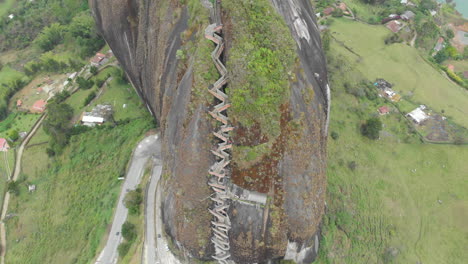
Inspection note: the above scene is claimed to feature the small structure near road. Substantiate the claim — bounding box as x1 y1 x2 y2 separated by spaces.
386 20 402 33
31 99 47 113
28 185 36 193
374 79 401 102
81 104 113 127
0 138 10 152
407 106 429 124
90 53 107 66
378 106 390 115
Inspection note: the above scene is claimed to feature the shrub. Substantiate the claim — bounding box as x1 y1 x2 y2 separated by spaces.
90 66 98 75
117 242 131 257
331 131 339 140
7 181 20 196
76 76 94 90
35 23 65 51
83 91 97 106
348 161 357 171
124 188 143 215
121 221 137 241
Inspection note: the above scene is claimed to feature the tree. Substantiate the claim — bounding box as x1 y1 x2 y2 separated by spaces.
434 48 449 64
361 117 382 139
124 188 143 215
331 131 339 140
90 66 98 75
121 221 137 241
76 76 94 90
7 181 19 196
35 23 65 51
8 129 19 142
446 29 455 40
43 102 74 152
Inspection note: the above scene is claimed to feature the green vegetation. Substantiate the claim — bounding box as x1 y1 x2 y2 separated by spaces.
0 0 89 51
0 66 28 119
5 119 153 264
361 117 383 139
124 188 143 215
329 18 468 128
316 17 468 264
224 0 296 139
42 102 74 155
0 0 14 17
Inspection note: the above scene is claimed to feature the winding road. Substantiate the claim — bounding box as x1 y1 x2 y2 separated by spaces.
95 134 160 264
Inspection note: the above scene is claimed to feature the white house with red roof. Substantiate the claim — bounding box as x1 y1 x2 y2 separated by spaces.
0 138 10 152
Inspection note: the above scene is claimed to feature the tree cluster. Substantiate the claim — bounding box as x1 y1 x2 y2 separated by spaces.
43 102 74 155
361 117 382 140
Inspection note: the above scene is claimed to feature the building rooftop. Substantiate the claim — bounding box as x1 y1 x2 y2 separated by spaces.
407 107 429 124
82 104 113 125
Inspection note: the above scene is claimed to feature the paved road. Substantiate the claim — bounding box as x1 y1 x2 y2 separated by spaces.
95 134 160 264
0 113 46 264
143 159 161 264
143 140 181 264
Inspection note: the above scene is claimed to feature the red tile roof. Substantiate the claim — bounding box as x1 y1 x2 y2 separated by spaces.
32 99 47 112
17 100 22 107
0 138 9 151
386 20 401 33
447 64 455 71
323 7 335 16
378 106 390 114
90 53 106 64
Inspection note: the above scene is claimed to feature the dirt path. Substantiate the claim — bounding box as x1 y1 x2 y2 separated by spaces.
0 113 46 264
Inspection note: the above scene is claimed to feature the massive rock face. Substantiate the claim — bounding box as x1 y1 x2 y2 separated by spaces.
89 0 328 263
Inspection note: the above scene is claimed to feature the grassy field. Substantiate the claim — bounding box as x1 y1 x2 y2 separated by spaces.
0 66 24 86
4 69 154 263
329 19 468 128
316 22 468 264
0 0 15 18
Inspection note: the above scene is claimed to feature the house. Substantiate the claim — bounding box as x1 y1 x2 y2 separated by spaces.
28 185 36 192
378 106 390 115
32 99 47 113
8 14 14 20
323 7 335 16
386 20 402 33
68 72 78 80
463 71 468 79
37 87 43 93
434 37 445 52
447 64 455 72
401 10 415 21
400 0 407 4
338 3 347 12
0 138 10 152
390 94 401 102
17 100 22 107
430 10 437 16
81 104 113 127
407 106 429 124
90 52 107 66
